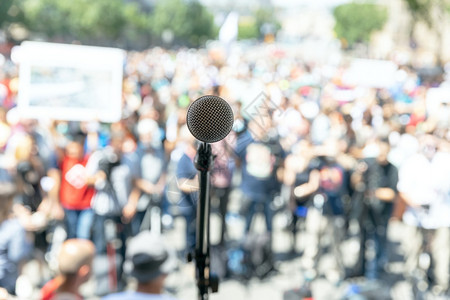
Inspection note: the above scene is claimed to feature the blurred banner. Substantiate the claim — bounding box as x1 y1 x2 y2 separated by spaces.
17 41 125 122
219 12 238 45
342 59 397 89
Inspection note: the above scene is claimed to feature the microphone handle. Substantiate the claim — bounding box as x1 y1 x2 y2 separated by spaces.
194 142 214 300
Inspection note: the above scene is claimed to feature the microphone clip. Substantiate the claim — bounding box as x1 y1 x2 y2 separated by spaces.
194 142 213 172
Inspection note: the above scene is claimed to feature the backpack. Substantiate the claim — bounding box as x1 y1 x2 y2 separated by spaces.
209 244 229 280
242 232 275 279
225 240 251 280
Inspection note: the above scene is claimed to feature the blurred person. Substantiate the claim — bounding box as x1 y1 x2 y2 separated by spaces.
210 134 235 246
102 231 177 300
387 129 419 170
235 113 285 237
11 133 66 290
283 140 320 253
12 120 59 175
398 134 450 294
41 239 95 300
12 134 51 255
300 139 347 282
80 121 109 154
0 180 32 295
89 128 140 290
313 140 347 216
14 134 44 215
310 105 332 146
164 102 188 156
175 125 199 256
59 132 95 240
133 118 166 235
355 109 376 150
0 107 11 152
350 139 398 280
90 128 140 249
7 119 62 220
342 112 357 151
275 95 308 150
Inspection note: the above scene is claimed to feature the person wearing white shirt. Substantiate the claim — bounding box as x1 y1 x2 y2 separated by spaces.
397 134 450 294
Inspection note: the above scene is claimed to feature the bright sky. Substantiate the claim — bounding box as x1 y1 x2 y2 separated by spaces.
270 0 351 8
200 0 351 9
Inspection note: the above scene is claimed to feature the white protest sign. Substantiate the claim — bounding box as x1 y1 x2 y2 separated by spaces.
18 41 125 122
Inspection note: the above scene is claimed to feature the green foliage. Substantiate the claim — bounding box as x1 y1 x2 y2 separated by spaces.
238 17 259 40
237 8 281 41
21 0 76 39
403 0 433 26
0 0 16 28
17 0 147 45
152 0 216 47
254 8 281 37
333 2 388 48
403 0 450 29
1 0 216 49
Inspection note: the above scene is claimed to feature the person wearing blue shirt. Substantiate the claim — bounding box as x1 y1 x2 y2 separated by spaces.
0 180 32 295
175 126 199 255
133 118 167 235
235 116 285 235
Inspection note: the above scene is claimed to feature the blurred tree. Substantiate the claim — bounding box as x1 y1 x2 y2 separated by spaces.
333 2 388 49
237 8 281 41
404 0 433 28
2 0 216 49
18 0 150 47
0 0 15 28
0 0 26 40
152 0 216 47
20 0 76 40
238 16 259 40
254 8 281 39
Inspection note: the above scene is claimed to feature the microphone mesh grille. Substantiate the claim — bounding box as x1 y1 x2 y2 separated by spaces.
187 95 234 143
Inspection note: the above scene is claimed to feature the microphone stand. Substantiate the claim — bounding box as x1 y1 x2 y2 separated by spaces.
193 142 219 300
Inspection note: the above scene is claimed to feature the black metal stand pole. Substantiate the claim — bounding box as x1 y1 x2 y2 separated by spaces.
194 142 218 300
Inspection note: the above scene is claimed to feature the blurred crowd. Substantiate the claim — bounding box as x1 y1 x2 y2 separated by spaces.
0 43 449 299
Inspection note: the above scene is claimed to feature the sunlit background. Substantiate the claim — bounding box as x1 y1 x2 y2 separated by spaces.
0 1 449 300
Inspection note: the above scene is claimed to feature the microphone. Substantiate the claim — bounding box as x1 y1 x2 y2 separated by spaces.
186 95 233 300
187 95 234 143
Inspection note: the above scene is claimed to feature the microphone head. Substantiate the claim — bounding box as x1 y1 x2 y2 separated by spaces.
187 95 234 143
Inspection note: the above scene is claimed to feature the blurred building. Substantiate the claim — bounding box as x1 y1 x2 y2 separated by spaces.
373 0 450 65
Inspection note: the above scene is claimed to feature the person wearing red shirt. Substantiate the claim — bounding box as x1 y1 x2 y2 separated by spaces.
59 133 95 240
